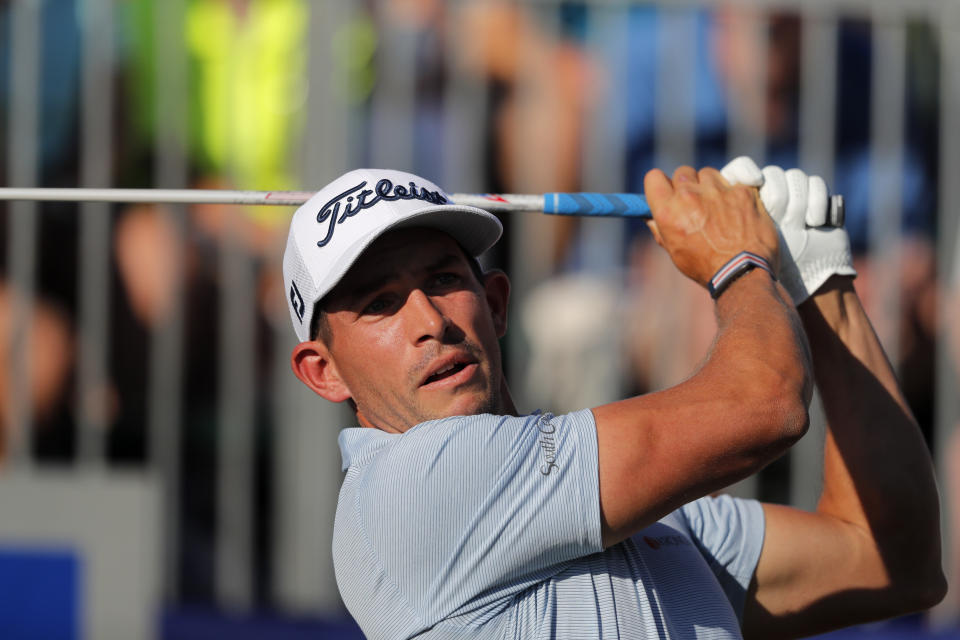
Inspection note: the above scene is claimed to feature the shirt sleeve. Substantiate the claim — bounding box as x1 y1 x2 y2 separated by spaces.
355 410 603 619
679 494 766 623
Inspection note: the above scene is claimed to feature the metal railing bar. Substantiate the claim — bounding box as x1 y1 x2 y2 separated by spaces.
214 23 256 611
149 0 189 601
721 6 769 500
724 6 768 163
507 3 563 401
798 7 838 181
272 1 356 612
933 4 960 624
4 0 42 470
791 7 839 510
579 3 630 404
581 0 629 270
215 218 256 610
370 2 417 171
654 6 698 171
867 7 906 365
76 0 115 469
442 4 488 193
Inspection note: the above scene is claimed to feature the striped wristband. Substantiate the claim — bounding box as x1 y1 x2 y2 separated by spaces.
708 251 775 299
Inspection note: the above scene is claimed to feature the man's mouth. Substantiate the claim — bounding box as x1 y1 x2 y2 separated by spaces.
420 356 477 388
424 361 468 384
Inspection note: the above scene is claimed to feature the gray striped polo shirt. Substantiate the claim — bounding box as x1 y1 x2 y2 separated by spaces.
333 410 764 639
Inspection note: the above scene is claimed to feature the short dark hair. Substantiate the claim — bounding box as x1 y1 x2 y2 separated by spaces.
309 246 485 343
310 303 333 343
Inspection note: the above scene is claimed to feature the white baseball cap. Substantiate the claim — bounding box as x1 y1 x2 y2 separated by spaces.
283 168 503 342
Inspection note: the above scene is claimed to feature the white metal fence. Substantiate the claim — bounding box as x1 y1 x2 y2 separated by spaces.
0 0 957 633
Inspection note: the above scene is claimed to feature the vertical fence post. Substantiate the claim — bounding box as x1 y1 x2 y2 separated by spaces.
442 4 488 194
270 0 351 615
370 1 417 171
215 198 256 610
76 0 115 470
578 3 629 407
654 6 697 172
150 0 189 602
5 0 42 470
213 16 257 607
724 5 768 163
867 5 906 365
798 7 837 181
507 3 563 404
791 6 840 511
581 2 629 280
934 1 960 626
715 5 767 499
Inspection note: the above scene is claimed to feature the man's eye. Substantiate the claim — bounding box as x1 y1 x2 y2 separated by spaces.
362 298 391 314
431 273 460 287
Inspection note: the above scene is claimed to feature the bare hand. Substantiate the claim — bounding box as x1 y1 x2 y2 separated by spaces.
643 166 780 288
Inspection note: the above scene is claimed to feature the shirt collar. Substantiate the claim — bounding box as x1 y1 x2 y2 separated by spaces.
337 427 397 471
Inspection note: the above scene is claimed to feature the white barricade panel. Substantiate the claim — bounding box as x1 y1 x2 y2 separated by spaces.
0 472 161 640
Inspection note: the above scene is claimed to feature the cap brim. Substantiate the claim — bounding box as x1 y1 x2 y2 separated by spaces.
317 204 503 302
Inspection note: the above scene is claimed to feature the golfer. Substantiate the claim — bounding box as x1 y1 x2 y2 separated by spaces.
281 158 944 639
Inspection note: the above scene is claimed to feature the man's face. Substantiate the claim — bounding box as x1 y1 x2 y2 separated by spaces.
317 228 510 433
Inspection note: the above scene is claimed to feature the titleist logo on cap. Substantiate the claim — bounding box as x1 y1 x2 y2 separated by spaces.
315 178 448 248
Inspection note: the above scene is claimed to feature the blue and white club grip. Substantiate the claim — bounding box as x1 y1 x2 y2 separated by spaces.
543 192 844 227
544 192 651 218
451 191 843 227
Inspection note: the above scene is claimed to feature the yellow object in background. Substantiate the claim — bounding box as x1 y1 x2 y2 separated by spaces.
186 0 308 226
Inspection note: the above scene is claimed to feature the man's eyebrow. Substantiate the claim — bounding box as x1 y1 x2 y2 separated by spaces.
347 252 465 302
423 252 465 273
347 273 394 303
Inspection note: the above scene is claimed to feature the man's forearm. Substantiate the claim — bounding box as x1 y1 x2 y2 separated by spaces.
596 268 812 547
713 269 812 404
799 276 944 600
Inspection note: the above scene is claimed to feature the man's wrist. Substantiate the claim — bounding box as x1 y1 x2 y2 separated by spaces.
712 267 793 336
799 274 856 308
708 251 776 299
797 275 861 343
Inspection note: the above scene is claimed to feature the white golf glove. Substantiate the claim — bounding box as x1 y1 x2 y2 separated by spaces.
721 156 856 305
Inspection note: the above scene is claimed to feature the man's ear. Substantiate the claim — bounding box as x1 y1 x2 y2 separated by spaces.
482 269 511 338
291 341 353 403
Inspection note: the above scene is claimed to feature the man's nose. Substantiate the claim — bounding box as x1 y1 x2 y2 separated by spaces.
404 289 448 344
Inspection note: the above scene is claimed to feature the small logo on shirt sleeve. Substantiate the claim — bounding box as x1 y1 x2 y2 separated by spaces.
536 413 560 476
644 534 692 550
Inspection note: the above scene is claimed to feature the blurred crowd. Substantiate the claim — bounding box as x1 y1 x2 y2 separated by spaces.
0 0 956 618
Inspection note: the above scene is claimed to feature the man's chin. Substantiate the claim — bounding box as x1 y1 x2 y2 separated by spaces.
423 390 500 420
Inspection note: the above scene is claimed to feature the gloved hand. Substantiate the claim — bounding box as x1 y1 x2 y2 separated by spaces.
720 156 856 305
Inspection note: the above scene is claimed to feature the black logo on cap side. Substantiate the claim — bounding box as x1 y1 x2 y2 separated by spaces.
290 281 306 323
315 179 447 248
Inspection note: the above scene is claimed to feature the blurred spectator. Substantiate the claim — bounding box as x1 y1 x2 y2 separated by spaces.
945 232 960 609
0 0 83 461
125 0 308 195
623 7 936 250
0 0 82 185
117 0 311 602
0 0 949 626
0 0 308 604
520 274 624 414
458 1 598 197
625 238 716 394
623 6 940 452
457 0 600 268
0 285 74 463
112 190 287 602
